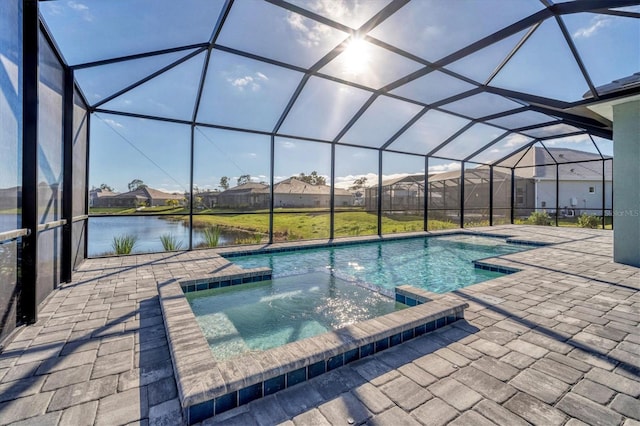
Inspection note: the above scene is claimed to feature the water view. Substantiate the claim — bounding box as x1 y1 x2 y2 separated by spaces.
88 216 254 256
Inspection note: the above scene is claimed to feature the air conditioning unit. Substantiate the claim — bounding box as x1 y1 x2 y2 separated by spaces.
570 197 578 206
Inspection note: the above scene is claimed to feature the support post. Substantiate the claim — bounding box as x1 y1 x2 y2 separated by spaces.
269 135 275 243
330 144 335 240
460 161 465 228
22 0 39 324
510 168 515 224
602 159 606 229
84 113 90 258
62 67 74 282
489 165 494 227
424 157 428 231
189 125 195 250
555 164 559 227
377 151 383 236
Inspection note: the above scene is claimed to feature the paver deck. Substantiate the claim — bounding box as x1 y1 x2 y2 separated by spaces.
0 225 638 425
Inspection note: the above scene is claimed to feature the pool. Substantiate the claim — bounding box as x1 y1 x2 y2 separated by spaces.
187 272 406 360
226 234 529 294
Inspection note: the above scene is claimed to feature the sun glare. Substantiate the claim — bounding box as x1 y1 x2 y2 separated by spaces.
342 37 371 75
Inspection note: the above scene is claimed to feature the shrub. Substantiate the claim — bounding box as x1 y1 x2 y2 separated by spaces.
577 213 600 229
527 211 552 226
202 226 222 247
112 234 137 255
160 233 183 251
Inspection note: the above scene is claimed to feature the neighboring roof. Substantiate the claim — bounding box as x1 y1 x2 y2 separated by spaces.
380 174 424 187
91 189 118 197
220 182 269 195
110 187 184 200
584 72 640 98
271 178 351 196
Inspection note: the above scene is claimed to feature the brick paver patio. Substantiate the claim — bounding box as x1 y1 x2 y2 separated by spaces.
0 225 638 425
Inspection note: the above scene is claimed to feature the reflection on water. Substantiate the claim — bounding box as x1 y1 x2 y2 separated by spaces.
88 216 253 256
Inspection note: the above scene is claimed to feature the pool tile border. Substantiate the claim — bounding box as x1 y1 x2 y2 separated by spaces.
218 230 548 260
472 260 521 275
158 278 468 424
179 267 272 293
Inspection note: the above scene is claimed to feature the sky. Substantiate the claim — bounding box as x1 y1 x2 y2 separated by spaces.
1 0 634 192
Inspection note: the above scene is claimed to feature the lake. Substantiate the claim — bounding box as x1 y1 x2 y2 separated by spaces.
0 213 20 234
1 214 255 256
88 216 254 256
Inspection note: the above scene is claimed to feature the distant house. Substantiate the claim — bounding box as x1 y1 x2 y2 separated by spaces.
89 188 118 207
212 178 354 209
513 147 612 216
91 187 184 208
198 190 220 209
217 182 269 209
272 178 353 208
365 174 425 211
365 147 612 218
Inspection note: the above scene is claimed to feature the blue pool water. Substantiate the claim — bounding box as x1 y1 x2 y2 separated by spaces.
187 272 405 360
227 234 529 294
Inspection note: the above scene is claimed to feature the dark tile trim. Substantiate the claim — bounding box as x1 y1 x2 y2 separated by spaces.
472 260 520 275
180 270 272 293
184 306 466 423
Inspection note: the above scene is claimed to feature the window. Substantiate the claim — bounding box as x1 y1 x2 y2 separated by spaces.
516 187 525 205
541 201 546 208
589 186 596 194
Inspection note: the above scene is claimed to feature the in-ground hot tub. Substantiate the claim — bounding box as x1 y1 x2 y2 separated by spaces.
187 271 407 361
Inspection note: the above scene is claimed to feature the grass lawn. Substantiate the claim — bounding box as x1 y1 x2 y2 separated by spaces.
185 210 460 241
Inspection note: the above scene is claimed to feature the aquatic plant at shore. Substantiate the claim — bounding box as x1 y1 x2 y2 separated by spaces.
160 233 183 251
112 234 138 255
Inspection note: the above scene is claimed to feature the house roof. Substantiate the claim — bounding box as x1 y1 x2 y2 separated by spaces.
91 189 119 198
220 182 269 195
111 187 184 200
271 178 351 196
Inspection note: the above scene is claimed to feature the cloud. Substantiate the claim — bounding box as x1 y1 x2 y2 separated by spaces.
67 1 94 21
334 172 378 189
157 184 186 193
103 118 124 129
228 72 269 92
67 1 89 11
544 134 591 146
43 3 63 15
428 162 461 173
280 141 296 149
504 133 530 148
573 15 611 39
286 11 334 48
